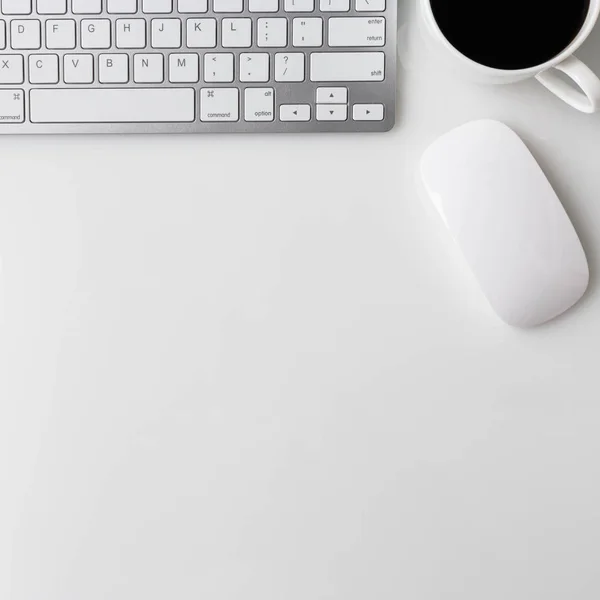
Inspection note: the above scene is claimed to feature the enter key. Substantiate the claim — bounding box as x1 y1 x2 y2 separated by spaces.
328 17 386 47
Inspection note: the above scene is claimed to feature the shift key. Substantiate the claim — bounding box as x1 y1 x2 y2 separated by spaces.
310 52 384 82
0 89 24 124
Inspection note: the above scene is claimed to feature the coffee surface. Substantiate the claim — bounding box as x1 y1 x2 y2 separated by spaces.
430 0 591 70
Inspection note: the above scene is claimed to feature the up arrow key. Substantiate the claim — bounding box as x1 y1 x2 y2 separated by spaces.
316 87 348 104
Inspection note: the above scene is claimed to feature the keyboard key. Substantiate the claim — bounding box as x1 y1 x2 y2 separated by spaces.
116 19 146 48
320 0 349 11
72 0 101 13
0 54 24 83
151 18 181 48
221 18 251 47
63 53 94 83
99 53 128 82
37 0 67 14
292 17 321 47
108 0 137 13
11 19 41 49
169 52 199 82
29 53 59 83
81 19 111 48
355 0 384 10
310 52 384 81
244 87 273 121
0 88 24 122
284 0 312 12
143 0 172 13
46 19 75 48
213 0 242 12
178 0 207 11
186 18 216 47
248 0 277 11
352 102 383 120
199 87 238 121
279 103 310 121
239 52 268 82
328 17 385 47
316 86 346 103
1 0 31 14
134 53 163 82
203 52 233 82
0 21 5 49
257 17 286 47
274 52 303 82
316 104 346 121
30 88 195 122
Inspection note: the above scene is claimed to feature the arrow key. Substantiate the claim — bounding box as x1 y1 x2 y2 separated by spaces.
316 86 347 104
316 103 347 121
352 103 384 121
280 103 311 122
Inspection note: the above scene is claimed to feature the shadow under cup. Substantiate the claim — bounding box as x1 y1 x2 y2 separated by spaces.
429 0 591 70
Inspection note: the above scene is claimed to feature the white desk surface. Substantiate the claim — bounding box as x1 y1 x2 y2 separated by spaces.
3 3 600 599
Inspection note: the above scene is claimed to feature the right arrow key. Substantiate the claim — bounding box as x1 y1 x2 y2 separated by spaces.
352 103 384 121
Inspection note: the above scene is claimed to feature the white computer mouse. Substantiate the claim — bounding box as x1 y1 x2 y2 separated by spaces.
420 120 589 328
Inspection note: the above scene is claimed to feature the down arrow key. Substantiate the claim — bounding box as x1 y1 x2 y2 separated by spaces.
316 104 347 121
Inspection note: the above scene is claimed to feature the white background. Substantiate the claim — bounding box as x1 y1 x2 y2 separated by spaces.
3 2 600 599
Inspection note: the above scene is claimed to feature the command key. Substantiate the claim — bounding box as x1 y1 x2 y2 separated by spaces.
0 90 25 124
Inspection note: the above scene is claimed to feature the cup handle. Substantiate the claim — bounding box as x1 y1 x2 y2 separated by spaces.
536 55 600 114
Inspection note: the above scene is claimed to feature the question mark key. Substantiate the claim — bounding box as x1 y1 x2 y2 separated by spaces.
275 52 306 82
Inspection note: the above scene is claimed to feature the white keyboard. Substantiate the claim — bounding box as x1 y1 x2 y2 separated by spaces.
0 0 396 134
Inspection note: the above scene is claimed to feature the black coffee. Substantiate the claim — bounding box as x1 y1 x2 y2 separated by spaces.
430 0 590 70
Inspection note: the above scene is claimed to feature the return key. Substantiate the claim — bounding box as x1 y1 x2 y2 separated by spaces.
328 17 386 47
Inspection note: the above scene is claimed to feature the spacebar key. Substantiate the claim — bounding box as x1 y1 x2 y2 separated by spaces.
30 88 195 123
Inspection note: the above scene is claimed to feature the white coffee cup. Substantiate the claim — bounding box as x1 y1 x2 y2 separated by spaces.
419 0 600 113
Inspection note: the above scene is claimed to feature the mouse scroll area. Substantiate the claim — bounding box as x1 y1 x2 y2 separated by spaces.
421 120 589 328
